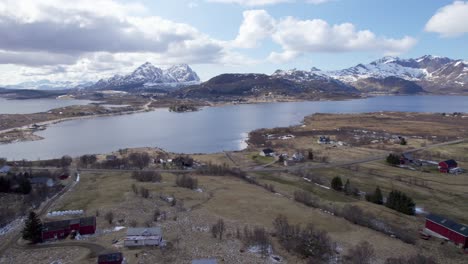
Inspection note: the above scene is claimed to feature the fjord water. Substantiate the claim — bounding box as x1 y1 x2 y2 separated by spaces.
1 95 468 160
0 98 93 114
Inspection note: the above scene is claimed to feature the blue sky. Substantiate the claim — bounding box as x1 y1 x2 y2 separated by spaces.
0 0 466 83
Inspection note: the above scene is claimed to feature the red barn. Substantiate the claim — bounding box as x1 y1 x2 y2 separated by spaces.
98 252 123 264
438 159 458 173
425 214 468 248
42 216 96 241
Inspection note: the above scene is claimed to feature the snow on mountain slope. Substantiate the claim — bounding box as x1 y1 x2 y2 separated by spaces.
91 62 200 90
4 80 93 90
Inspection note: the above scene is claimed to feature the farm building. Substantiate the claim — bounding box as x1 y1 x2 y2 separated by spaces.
259 148 275 157
41 216 96 241
97 252 124 264
192 259 218 264
124 227 163 247
438 159 458 173
425 214 468 248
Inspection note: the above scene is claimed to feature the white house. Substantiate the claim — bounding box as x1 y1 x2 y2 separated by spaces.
124 227 162 247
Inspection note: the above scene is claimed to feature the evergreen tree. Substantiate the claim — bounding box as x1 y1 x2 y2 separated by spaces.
0 176 11 193
22 211 43 243
386 190 415 215
386 154 401 165
331 176 343 191
18 178 31 194
372 187 383 205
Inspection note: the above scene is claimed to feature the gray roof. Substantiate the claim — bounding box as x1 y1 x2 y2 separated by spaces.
0 165 11 173
29 177 53 184
192 259 217 264
426 214 468 237
126 227 162 236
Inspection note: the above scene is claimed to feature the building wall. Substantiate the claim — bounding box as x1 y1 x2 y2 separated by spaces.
426 221 467 246
79 225 96 235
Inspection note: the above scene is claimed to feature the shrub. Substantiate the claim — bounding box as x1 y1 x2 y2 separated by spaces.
294 191 319 208
386 154 401 165
331 176 343 191
104 211 114 224
365 186 383 205
386 190 415 215
211 219 226 241
175 175 198 190
132 171 162 182
344 241 375 264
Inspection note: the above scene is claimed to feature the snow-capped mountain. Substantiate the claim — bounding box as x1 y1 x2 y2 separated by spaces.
325 55 467 93
271 55 466 94
90 62 200 90
3 79 93 90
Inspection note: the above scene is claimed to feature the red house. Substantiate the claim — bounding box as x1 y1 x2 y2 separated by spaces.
42 216 96 241
438 159 458 173
425 214 468 248
98 252 123 264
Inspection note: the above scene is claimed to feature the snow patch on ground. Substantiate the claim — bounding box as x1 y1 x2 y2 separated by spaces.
76 173 80 182
315 183 331 190
0 217 24 236
415 207 427 215
47 210 83 217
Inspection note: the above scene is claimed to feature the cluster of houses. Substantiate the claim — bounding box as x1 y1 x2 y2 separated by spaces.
258 148 305 166
424 214 468 251
400 154 464 175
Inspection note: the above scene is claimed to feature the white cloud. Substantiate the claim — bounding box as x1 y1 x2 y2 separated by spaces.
425 1 468 37
0 0 253 84
207 0 334 5
207 0 293 6
232 10 276 48
306 0 332 4
268 16 416 62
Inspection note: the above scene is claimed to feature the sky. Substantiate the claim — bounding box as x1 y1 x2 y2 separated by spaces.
0 0 467 84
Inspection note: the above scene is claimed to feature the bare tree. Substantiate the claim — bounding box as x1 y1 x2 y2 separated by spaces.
211 219 226 241
104 211 114 224
344 241 375 264
129 152 151 169
60 155 73 168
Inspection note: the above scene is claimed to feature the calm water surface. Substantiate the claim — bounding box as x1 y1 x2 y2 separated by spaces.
1 95 467 160
0 98 92 114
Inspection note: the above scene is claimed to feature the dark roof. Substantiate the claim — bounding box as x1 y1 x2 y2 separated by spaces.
98 252 123 262
262 148 274 154
30 177 52 184
42 216 96 232
43 219 71 232
426 214 468 237
80 216 96 226
441 159 458 167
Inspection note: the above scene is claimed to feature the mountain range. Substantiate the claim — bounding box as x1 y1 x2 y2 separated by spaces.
89 63 200 90
1 55 466 96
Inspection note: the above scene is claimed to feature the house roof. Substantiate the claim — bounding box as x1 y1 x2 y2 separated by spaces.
426 214 468 237
126 227 162 237
42 216 95 232
98 252 123 262
262 148 274 154
29 177 52 184
192 259 218 264
43 219 71 232
441 159 458 167
0 165 11 173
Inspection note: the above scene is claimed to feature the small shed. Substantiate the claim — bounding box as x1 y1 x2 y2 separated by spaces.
98 252 123 264
438 159 458 173
192 259 218 264
259 148 275 157
425 214 468 248
124 227 163 247
0 165 11 174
